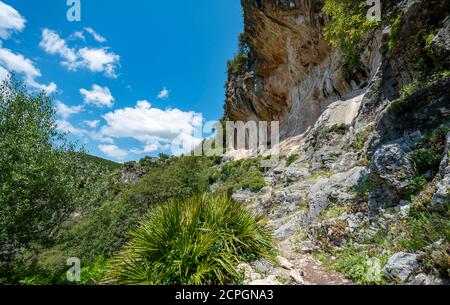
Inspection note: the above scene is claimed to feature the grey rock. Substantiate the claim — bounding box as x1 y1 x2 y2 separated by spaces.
383 252 420 283
289 269 305 284
296 240 316 253
231 190 254 204
431 132 450 207
249 275 281 285
277 256 293 270
432 16 450 66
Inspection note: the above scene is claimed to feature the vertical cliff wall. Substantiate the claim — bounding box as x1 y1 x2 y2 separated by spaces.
224 0 380 139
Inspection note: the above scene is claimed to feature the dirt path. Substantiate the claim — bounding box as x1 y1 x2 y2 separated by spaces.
276 239 351 285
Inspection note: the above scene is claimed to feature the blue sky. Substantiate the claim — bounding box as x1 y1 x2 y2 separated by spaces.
0 0 243 161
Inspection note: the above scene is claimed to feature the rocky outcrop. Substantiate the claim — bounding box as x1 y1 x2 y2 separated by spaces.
223 0 450 286
225 0 380 139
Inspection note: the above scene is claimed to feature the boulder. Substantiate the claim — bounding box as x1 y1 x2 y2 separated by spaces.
383 252 420 283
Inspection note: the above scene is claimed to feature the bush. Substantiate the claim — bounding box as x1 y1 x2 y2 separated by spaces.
388 14 404 51
315 245 390 285
409 148 442 175
399 211 450 252
286 154 300 167
227 33 250 76
0 77 82 281
322 0 380 75
63 156 215 263
107 194 274 285
213 158 266 194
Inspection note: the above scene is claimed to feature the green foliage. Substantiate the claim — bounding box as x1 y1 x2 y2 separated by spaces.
107 193 274 285
79 256 108 285
352 125 374 152
350 179 373 202
286 154 300 167
319 124 350 139
415 28 445 77
64 156 215 263
322 0 380 75
388 14 404 51
315 245 390 285
0 77 83 280
409 149 442 175
227 33 250 76
388 81 423 114
398 211 450 252
212 158 266 194
408 176 428 195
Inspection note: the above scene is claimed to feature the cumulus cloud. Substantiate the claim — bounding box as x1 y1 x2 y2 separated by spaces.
56 119 87 137
157 87 170 99
39 29 120 78
0 47 57 94
40 29 77 62
0 1 26 40
0 65 10 82
84 120 100 128
80 84 115 108
101 100 203 155
84 27 107 43
56 117 114 145
98 144 128 160
76 47 119 78
56 101 83 120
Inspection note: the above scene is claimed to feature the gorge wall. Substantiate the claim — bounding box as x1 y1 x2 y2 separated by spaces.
224 0 380 139
223 0 450 285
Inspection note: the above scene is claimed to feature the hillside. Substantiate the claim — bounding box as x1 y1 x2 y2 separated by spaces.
1 0 449 286
221 0 450 285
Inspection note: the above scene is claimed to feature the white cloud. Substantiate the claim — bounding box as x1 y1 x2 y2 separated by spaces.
0 65 10 82
57 118 114 144
56 119 86 137
84 120 100 128
56 101 83 120
40 29 77 62
130 144 158 155
69 30 85 41
84 27 107 43
39 29 120 78
101 100 203 155
0 1 26 40
76 47 119 78
157 87 170 99
0 47 57 94
80 84 115 108
98 144 128 160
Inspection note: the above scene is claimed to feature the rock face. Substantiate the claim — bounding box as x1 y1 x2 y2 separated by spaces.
223 0 450 286
383 252 420 283
224 0 380 139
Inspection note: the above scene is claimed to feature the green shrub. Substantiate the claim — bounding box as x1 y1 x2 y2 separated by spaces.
79 256 108 285
409 148 442 175
62 156 215 263
399 211 450 252
227 33 250 76
107 193 274 285
352 125 374 151
388 81 423 114
213 158 266 194
388 14 404 51
408 176 428 195
322 0 380 75
286 154 300 167
316 246 390 285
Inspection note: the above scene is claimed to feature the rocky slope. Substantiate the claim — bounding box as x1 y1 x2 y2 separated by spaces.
222 0 450 285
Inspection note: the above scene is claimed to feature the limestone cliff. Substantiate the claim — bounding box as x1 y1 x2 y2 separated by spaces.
222 0 450 285
225 0 380 139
